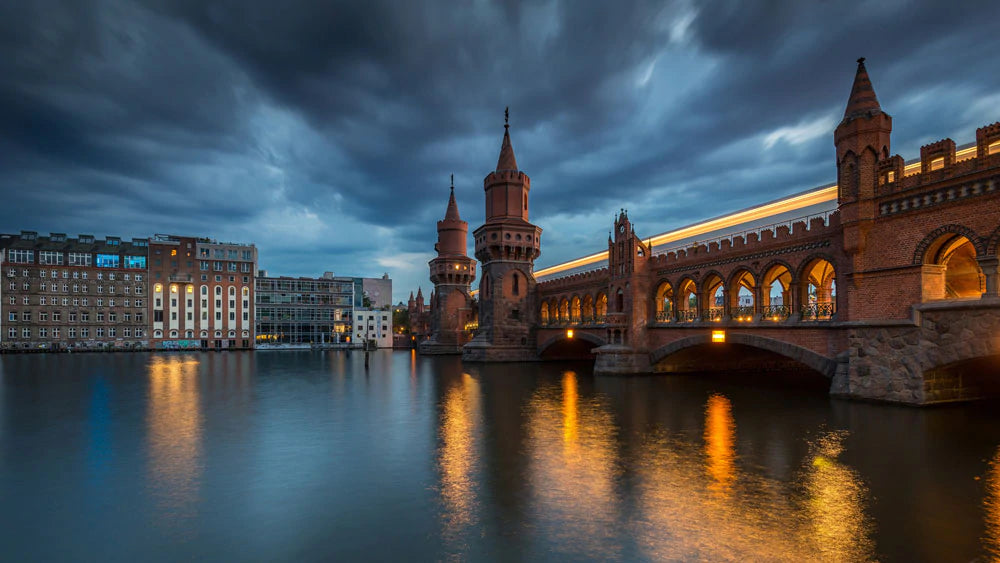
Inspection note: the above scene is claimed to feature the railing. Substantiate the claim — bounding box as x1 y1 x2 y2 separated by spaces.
655 311 673 323
801 302 836 321
762 305 791 321
705 307 724 322
168 274 193 282
731 306 754 321
676 309 698 322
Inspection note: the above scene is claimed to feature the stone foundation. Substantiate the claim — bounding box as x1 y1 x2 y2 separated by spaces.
593 345 652 375
462 340 539 362
418 339 465 355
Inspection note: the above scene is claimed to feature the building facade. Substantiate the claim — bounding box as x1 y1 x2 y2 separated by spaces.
255 272 355 345
352 308 393 348
420 180 477 354
147 235 257 350
362 274 393 309
0 231 149 351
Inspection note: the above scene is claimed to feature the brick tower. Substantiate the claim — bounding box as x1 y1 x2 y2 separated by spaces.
463 109 543 362
835 57 892 321
420 177 477 354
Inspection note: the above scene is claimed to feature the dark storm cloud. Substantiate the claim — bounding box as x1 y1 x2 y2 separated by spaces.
1 0 999 298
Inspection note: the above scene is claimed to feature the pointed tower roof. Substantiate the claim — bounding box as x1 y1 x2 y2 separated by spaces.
444 175 461 221
408 291 414 303
496 107 518 171
416 287 424 299
843 57 883 121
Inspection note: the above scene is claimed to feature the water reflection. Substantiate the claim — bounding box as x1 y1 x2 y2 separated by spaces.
146 355 203 528
527 371 621 560
986 447 1000 560
634 394 876 561
704 394 736 496
437 372 482 547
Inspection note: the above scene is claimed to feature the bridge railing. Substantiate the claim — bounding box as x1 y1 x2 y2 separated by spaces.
731 306 754 321
655 311 673 323
651 210 836 258
676 310 698 322
705 307 724 322
801 302 836 321
762 305 791 321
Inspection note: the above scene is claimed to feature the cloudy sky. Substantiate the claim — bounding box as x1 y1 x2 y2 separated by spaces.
2 0 999 302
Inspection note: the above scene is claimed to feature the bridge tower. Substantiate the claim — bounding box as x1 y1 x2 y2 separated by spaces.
593 210 653 375
463 109 543 362
835 57 892 320
420 178 477 354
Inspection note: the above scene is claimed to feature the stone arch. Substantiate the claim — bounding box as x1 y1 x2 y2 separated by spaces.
581 294 594 322
675 276 698 321
570 295 582 323
915 226 985 299
700 270 726 320
761 259 795 319
539 302 550 324
595 292 608 318
913 225 986 264
559 297 570 322
537 330 607 355
797 253 838 320
654 279 674 320
649 333 837 378
727 268 757 321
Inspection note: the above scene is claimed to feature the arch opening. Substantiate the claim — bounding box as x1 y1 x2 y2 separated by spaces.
924 354 1000 402
677 279 698 322
538 332 603 361
730 270 756 322
582 294 594 323
570 296 581 324
651 339 831 390
923 234 983 300
702 274 724 322
801 259 836 321
540 302 550 325
655 281 674 323
559 298 569 323
762 264 792 321
596 293 608 321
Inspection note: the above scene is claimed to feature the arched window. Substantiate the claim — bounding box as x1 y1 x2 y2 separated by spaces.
616 288 624 312
201 285 208 296
215 286 222 296
512 273 519 296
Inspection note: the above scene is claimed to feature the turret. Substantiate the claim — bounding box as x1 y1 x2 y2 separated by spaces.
835 57 892 205
483 107 532 222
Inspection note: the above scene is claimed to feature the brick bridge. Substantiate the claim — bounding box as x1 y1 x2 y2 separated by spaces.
524 61 1000 405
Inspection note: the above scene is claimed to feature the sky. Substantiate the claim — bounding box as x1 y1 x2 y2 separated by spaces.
2 1 999 303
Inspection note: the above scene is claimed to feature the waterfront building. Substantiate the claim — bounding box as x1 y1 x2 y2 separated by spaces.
255 271 355 345
419 178 477 354
352 308 393 348
147 234 257 350
362 274 393 309
407 287 431 344
0 231 149 351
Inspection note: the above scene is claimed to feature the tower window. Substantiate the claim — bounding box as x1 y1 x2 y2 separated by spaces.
524 194 527 211
512 273 519 296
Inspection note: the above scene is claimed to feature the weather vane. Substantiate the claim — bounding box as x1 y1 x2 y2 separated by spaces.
505 106 509 126
450 174 454 189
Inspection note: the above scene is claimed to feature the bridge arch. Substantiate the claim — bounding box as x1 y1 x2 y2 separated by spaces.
985 224 1000 257
582 294 594 322
538 331 607 356
654 279 674 319
649 333 837 378
797 253 838 320
761 260 795 318
676 277 698 321
558 297 570 322
727 268 757 321
595 292 608 317
700 270 726 321
570 295 582 323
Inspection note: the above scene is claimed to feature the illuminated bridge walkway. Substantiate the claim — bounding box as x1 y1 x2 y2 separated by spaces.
528 124 1000 406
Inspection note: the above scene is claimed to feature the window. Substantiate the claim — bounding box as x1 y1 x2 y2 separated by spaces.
82 272 87 279
228 262 237 272
97 299 103 307
124 328 131 338
123 256 146 269
171 312 177 320
7 311 15 321
200 261 209 271
929 157 944 171
214 261 223 271
109 299 115 307
22 282 29 291
68 253 91 266
62 271 68 278
73 284 79 292
81 328 89 338
53 311 61 321
97 312 104 322
171 299 177 307
40 270 48 278
39 328 48 338
73 271 78 279
136 313 143 323
216 312 222 321
155 298 162 308
108 328 116 337
229 312 235 321
135 328 143 338
97 272 103 280
215 276 222 282
135 274 142 282
39 251 63 265
109 313 117 322
39 312 48 321
96 254 120 268
22 296 29 305
8 282 13 291
69 312 77 322
124 286 130 294
108 272 115 281
124 299 131 307
9 250 34 263
97 285 103 294
73 298 79 306
40 296 46 305
68 328 76 338
81 312 90 322
187 312 193 321
62 298 68 306
8 327 15 338
40 282 47 291
242 250 252 260
124 313 131 322
135 299 143 308
96 328 104 338
21 269 28 276
22 328 30 338
81 298 88 306
53 328 60 339
243 312 249 321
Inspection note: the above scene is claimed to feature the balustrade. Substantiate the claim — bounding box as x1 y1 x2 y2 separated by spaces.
762 305 791 321
706 307 724 322
732 306 754 321
676 309 698 322
801 301 835 321
655 311 673 323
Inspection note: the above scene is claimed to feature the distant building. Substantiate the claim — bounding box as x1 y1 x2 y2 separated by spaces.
0 231 149 351
407 287 431 344
147 234 257 350
362 274 393 309
352 308 393 348
255 271 355 345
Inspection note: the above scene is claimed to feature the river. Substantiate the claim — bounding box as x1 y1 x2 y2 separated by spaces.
0 351 997 561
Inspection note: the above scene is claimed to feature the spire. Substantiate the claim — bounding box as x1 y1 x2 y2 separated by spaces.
408 291 414 304
843 57 883 121
416 287 424 300
445 175 461 221
496 106 518 171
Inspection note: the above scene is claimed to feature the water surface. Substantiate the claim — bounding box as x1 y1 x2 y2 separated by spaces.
0 351 998 561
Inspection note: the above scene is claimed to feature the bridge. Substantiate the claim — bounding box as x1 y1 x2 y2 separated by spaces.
440 59 1000 405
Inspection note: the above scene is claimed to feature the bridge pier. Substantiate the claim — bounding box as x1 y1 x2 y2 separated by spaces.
593 344 652 375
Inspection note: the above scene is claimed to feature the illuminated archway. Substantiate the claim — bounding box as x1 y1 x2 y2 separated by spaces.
728 269 756 322
761 262 793 321
559 298 570 323
800 257 836 320
540 302 550 325
595 293 608 320
702 273 724 321
920 231 983 300
570 296 582 324
677 278 697 322
654 281 673 322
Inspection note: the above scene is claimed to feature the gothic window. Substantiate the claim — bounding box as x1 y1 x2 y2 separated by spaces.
512 273 519 296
